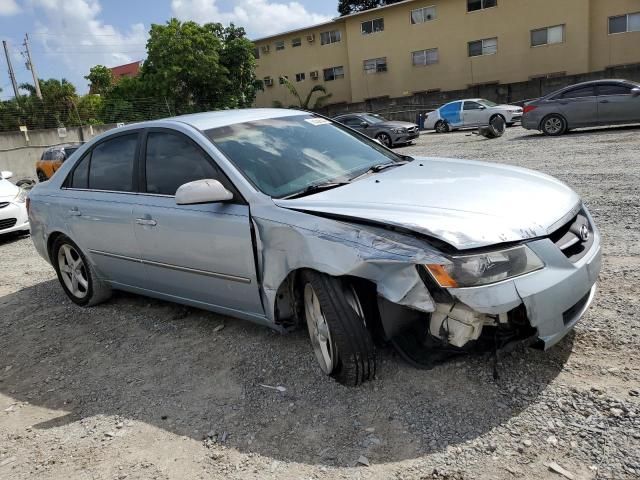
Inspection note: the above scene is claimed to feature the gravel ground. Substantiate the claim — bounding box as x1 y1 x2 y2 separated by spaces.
1 125 639 480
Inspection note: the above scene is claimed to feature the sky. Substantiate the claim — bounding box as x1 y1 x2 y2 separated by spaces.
0 0 337 98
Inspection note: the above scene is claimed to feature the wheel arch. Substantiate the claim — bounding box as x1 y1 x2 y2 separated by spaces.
47 231 68 263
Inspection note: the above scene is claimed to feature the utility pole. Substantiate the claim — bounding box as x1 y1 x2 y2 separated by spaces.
23 33 42 99
2 40 20 100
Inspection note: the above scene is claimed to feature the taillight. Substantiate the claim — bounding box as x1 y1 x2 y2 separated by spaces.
523 105 538 114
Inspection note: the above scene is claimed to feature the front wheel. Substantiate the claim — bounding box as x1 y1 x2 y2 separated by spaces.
435 120 450 134
375 132 392 147
541 114 567 136
52 236 112 307
301 271 376 386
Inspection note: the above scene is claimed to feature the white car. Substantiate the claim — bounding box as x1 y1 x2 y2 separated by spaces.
425 99 523 133
0 171 30 236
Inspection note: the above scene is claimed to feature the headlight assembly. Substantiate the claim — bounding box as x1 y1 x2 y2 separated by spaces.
14 188 28 204
425 245 544 288
391 128 407 134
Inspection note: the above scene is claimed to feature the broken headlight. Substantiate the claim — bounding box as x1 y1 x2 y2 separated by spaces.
425 245 544 288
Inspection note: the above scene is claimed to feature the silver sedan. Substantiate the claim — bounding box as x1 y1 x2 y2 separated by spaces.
28 109 601 385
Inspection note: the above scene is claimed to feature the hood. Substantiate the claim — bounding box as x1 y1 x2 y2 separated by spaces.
377 121 417 129
0 179 19 201
495 105 522 112
274 158 580 250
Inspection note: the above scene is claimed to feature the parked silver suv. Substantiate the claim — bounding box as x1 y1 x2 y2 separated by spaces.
333 112 419 147
522 79 640 135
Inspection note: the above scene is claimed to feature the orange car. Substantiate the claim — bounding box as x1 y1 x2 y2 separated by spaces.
36 144 82 182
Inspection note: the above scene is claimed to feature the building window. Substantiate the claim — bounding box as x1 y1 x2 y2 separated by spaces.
364 57 387 74
275 40 285 51
279 75 288 85
253 47 260 59
323 66 345 81
468 37 497 56
467 0 496 12
411 6 436 24
609 12 640 34
361 18 384 35
295 72 306 82
292 37 302 47
531 25 565 46
320 30 341 45
412 48 439 66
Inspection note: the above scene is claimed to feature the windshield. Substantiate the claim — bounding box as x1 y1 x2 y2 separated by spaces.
361 114 385 124
206 115 402 198
477 99 498 107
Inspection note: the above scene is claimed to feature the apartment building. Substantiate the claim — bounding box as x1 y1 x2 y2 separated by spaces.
252 0 640 108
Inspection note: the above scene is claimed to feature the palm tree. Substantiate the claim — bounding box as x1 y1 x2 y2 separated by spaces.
277 76 332 110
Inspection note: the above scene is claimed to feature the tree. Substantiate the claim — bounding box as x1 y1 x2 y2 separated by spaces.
280 77 332 110
17 78 79 129
141 18 259 113
85 65 113 96
338 0 404 16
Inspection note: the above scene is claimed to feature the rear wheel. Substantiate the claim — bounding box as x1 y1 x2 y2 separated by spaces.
52 236 111 307
301 271 376 386
375 132 392 147
37 170 48 183
435 120 450 133
541 114 567 136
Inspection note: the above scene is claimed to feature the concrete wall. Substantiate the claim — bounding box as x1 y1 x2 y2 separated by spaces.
253 0 640 108
0 124 119 181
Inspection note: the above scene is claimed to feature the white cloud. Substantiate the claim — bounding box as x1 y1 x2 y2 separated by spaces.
28 0 148 92
171 0 334 38
0 0 21 15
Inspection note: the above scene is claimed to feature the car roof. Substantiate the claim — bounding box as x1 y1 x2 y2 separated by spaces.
148 108 308 131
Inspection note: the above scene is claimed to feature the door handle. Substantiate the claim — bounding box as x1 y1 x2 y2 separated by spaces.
68 207 81 216
136 218 157 227
599 100 610 104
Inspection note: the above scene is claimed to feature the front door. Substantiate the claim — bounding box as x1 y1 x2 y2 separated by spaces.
132 129 263 317
597 83 640 124
462 101 489 126
62 131 146 287
556 85 598 128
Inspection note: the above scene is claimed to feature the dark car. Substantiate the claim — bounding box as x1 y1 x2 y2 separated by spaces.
333 112 419 147
522 79 640 136
36 143 82 182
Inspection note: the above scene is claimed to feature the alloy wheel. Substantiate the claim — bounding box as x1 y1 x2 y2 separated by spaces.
304 283 335 374
57 244 89 299
544 117 564 135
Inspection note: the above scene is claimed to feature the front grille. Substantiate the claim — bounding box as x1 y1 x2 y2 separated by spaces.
563 291 591 325
548 209 594 263
0 202 9 209
0 218 17 230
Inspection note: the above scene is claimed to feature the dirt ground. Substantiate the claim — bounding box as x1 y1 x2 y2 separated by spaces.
1 125 639 480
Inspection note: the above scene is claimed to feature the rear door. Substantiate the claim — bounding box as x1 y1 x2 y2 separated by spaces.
596 82 640 124
132 128 264 316
555 85 598 127
462 101 489 126
62 131 145 286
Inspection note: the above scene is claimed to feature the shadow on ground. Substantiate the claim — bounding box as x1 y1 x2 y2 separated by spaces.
509 124 640 141
0 280 573 466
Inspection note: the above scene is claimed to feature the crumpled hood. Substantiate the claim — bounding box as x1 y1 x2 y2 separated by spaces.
274 157 580 250
0 179 18 201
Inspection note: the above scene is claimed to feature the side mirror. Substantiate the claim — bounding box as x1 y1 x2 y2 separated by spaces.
360 122 369 128
478 106 486 110
175 179 233 205
0 170 13 180
632 87 640 97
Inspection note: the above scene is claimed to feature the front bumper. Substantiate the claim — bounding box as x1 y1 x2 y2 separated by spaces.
449 234 601 350
393 132 420 144
0 202 30 235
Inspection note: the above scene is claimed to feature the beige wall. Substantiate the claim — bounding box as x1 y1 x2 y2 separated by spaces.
253 0 640 107
589 0 640 71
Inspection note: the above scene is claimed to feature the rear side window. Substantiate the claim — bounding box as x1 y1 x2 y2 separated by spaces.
70 153 90 189
598 84 632 95
561 86 595 99
145 131 220 196
89 134 138 192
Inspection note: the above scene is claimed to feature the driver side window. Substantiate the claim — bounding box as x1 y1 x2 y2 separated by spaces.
144 131 221 196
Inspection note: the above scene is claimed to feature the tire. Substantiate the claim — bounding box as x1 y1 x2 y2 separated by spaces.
52 235 112 307
435 120 450 134
375 132 392 148
301 270 376 386
37 170 48 183
541 114 567 136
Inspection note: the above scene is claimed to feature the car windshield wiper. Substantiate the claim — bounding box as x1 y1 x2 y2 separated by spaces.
281 181 350 200
349 161 409 182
